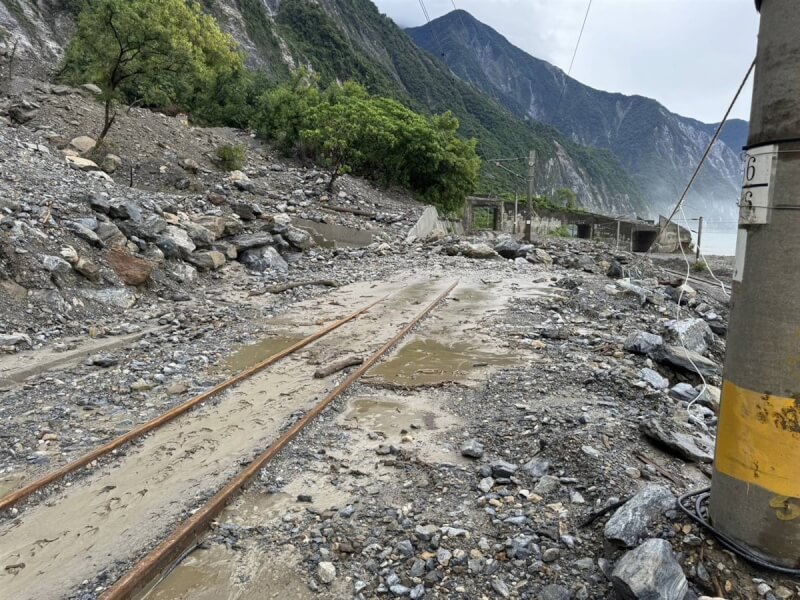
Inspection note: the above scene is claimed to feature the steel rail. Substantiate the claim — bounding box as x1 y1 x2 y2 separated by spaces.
100 280 459 600
0 295 386 513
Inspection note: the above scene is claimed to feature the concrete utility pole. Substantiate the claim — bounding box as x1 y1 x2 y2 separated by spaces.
708 0 800 566
695 216 703 262
525 150 536 241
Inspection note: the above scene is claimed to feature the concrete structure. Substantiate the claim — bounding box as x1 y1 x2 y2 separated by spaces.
462 196 692 253
708 0 800 566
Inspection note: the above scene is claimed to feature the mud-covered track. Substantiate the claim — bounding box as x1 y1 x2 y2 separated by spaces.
100 280 458 600
0 297 385 513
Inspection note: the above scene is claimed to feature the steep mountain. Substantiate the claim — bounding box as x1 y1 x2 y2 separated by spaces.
0 0 649 216
406 10 747 221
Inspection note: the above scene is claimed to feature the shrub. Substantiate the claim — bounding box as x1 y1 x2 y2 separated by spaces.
215 144 246 171
549 225 571 237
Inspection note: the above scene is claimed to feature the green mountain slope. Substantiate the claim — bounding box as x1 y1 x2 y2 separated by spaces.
0 0 648 215
407 10 746 221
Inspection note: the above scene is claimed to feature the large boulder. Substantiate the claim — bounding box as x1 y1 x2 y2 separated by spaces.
66 156 100 171
285 226 315 250
664 319 714 355
494 237 522 259
653 345 719 378
526 248 554 267
623 331 664 356
611 539 688 600
156 226 196 259
106 249 154 286
192 216 227 238
69 135 97 154
188 250 226 271
182 221 216 247
604 485 676 548
239 246 288 273
230 233 273 252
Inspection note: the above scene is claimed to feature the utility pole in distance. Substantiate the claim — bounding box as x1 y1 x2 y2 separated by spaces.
709 0 800 566
695 216 703 262
525 150 536 242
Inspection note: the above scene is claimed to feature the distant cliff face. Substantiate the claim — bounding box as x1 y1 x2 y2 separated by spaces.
1 0 651 217
407 10 748 222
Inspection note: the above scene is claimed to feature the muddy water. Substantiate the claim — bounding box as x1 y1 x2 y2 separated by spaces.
141 546 313 600
366 339 516 387
223 335 305 373
293 218 373 248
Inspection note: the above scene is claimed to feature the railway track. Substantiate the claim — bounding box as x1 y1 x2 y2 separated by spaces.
0 279 458 600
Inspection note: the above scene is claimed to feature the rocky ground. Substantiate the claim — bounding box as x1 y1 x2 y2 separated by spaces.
0 80 795 600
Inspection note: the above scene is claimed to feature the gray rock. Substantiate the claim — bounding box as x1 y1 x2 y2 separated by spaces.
539 584 571 600
639 418 714 463
317 561 336 584
664 318 713 355
611 539 688 600
478 477 495 493
624 331 664 356
460 242 500 260
410 584 425 599
183 221 216 247
395 540 414 558
639 368 669 390
494 237 522 259
461 438 484 459
108 201 143 222
414 524 438 541
230 233 273 252
188 251 226 271
669 383 698 403
101 154 122 174
527 248 554 267
76 288 137 308
436 548 452 566
80 83 103 95
159 226 196 259
0 333 32 348
285 226 314 250
41 254 73 274
533 475 561 495
239 246 288 273
491 579 511 598
65 221 102 246
521 458 550 477
490 460 518 478
654 345 719 378
604 485 676 548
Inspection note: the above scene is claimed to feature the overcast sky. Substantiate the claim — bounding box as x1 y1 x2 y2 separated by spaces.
373 0 759 123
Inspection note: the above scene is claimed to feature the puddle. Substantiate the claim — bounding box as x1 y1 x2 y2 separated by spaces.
339 394 467 466
223 335 304 373
294 218 373 248
344 397 438 434
0 473 26 498
365 339 518 387
141 545 313 600
219 476 351 528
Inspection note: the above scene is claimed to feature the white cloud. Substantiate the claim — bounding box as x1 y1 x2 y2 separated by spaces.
373 0 759 123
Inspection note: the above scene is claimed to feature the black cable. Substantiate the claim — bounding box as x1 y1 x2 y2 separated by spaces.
567 0 594 77
678 488 800 576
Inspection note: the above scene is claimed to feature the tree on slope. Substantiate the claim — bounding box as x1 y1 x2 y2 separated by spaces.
62 0 243 144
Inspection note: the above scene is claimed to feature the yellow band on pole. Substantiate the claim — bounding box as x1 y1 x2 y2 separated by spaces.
715 380 800 498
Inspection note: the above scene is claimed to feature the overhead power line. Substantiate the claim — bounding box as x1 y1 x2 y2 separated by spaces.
567 0 594 77
652 57 756 248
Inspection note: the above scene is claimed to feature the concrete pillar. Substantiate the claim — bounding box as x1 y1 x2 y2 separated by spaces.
708 0 800 566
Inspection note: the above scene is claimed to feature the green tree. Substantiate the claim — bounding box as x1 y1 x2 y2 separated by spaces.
253 70 321 155
62 0 243 144
556 187 578 210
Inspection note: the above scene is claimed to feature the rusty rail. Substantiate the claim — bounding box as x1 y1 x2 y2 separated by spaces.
100 280 458 600
0 296 386 513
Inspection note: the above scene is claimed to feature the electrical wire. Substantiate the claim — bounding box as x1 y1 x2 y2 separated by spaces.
567 0 594 77
678 488 800 577
652 58 756 250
